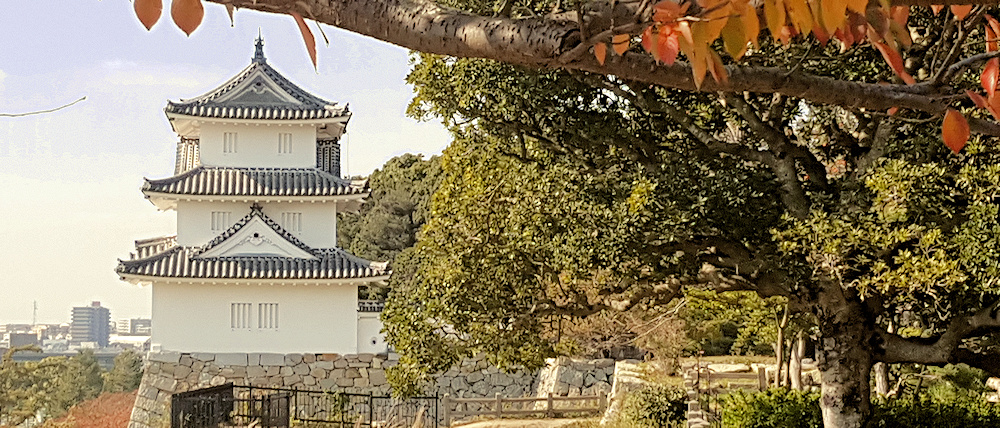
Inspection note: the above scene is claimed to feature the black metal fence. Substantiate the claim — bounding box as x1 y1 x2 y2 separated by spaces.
171 383 438 428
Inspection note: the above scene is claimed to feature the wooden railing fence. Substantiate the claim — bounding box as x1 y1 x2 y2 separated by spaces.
441 393 608 426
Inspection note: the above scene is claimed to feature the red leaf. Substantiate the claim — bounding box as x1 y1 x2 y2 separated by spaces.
594 42 608 65
658 31 680 65
612 34 630 55
987 25 998 52
170 0 203 36
872 40 916 85
987 15 1000 39
950 5 972 20
887 107 899 115
967 90 989 109
942 109 970 154
291 12 317 70
134 0 162 30
930 5 944 15
982 58 999 95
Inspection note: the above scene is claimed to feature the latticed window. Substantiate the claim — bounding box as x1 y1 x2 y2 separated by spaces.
278 133 292 154
210 211 231 231
231 303 252 329
174 138 200 175
281 212 302 232
223 132 238 153
316 139 340 176
258 303 278 329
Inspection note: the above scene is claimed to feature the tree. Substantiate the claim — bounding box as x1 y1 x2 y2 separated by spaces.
381 12 1000 425
103 350 143 393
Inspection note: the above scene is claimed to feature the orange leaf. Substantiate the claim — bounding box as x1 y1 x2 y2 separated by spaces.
986 15 1000 39
872 40 916 85
707 50 729 85
819 0 847 31
982 58 999 95
966 90 989 109
653 0 688 23
658 30 680 65
845 0 867 14
226 4 236 27
291 12 318 70
641 26 654 53
950 5 972 20
764 0 787 41
170 0 203 36
594 42 608 65
987 25 998 52
783 0 813 35
930 5 944 15
942 109 969 154
134 0 162 30
988 96 1000 121
612 34 630 55
689 44 710 89
887 107 899 115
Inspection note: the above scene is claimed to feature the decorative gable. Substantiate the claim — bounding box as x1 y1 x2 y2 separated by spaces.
215 73 301 106
194 204 317 260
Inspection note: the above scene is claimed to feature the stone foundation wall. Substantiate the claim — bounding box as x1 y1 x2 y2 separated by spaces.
129 352 621 428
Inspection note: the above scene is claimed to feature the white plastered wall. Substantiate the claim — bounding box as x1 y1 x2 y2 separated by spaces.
151 282 358 354
199 122 317 168
176 201 337 248
357 313 388 354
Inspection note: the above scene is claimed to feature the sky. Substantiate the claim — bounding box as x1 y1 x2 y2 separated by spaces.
0 1 451 324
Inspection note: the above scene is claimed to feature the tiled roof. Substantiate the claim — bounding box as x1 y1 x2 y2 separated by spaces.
118 206 387 281
164 40 348 121
143 167 366 197
117 246 387 280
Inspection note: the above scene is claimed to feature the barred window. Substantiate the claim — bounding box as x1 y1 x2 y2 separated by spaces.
258 303 279 329
231 303 252 329
223 132 238 153
210 211 231 231
278 133 292 154
281 212 302 233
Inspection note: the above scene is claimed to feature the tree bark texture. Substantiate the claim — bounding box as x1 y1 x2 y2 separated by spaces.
212 0 992 123
791 330 805 390
814 282 874 428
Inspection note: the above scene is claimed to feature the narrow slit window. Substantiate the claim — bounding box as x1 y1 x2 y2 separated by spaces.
281 212 302 232
258 303 278 329
278 133 293 154
223 132 238 153
231 303 252 329
211 211 231 231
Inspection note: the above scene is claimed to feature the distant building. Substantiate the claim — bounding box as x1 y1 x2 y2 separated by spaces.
9 332 40 348
70 301 110 348
116 318 152 336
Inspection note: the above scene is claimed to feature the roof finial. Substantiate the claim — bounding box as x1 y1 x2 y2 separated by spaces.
253 31 266 64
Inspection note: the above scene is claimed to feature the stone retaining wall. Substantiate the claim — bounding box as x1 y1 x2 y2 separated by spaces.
128 352 621 428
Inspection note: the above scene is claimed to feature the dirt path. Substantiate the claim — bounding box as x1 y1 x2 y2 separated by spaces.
451 419 585 428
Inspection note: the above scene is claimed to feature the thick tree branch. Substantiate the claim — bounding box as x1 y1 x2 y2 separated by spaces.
215 0 1000 128
878 300 1000 370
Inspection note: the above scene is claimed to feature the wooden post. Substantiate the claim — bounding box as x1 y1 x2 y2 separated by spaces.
495 393 502 419
757 366 767 390
442 394 450 427
599 392 608 411
546 392 554 418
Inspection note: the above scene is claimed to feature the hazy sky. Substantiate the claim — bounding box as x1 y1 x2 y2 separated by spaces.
0 1 451 324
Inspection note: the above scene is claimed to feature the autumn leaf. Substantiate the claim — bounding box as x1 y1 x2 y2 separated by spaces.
764 0 787 41
942 109 969 154
594 42 608 65
930 5 944 15
872 40 916 85
226 4 236 27
170 0 203 36
967 90 989 109
986 15 1000 51
291 11 318 69
134 0 162 30
612 34 630 55
950 5 972 20
982 58 999 95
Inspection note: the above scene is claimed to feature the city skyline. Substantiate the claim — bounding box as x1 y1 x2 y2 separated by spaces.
0 2 450 324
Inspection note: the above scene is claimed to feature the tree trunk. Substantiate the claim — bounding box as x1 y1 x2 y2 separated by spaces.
790 330 805 390
774 305 790 388
814 284 874 428
873 363 889 396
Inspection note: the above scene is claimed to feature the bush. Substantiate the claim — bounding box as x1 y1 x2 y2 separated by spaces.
620 384 687 428
721 389 822 428
719 387 1000 428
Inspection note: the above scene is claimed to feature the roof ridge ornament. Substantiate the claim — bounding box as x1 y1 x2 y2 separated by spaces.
253 32 266 64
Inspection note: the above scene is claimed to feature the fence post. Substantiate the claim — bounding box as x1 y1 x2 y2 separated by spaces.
599 392 607 412
495 393 502 419
442 394 450 427
758 366 767 390
546 393 554 418
369 392 374 427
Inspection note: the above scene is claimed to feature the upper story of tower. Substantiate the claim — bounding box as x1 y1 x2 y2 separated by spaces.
165 37 349 174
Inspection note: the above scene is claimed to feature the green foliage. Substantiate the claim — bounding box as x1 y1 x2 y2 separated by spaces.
870 398 1000 428
0 348 107 425
682 290 784 356
619 384 686 428
103 349 143 393
720 389 823 428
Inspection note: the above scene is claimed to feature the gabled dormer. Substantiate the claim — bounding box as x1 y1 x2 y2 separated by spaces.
165 37 349 174
194 204 317 259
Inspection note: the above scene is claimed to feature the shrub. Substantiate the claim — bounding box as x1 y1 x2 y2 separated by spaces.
870 398 1000 428
620 384 687 428
721 389 822 428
